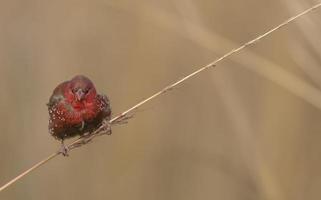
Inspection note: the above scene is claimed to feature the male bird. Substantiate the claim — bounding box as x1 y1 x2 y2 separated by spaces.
48 75 111 155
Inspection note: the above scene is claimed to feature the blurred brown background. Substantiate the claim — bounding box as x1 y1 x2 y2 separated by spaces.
0 0 321 199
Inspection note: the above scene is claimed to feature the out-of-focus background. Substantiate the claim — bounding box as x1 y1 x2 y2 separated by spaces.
0 0 321 199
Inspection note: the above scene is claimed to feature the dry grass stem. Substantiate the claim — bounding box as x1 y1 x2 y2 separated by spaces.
147 2 321 110
1 2 321 193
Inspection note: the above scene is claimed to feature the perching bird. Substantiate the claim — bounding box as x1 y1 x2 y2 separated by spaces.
47 75 111 155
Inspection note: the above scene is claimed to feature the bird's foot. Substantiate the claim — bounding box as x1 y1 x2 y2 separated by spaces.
101 119 112 135
59 143 69 156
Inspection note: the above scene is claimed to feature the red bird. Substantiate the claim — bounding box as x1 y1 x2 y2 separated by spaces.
48 75 111 155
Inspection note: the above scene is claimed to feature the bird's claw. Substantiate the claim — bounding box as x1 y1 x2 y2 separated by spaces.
101 120 112 135
59 143 69 156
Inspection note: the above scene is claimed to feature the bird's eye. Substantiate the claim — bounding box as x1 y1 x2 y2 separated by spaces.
72 88 78 93
84 88 90 94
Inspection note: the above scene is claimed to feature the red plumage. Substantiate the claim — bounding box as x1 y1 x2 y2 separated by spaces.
48 75 111 145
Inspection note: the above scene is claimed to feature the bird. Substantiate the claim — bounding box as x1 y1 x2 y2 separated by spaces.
47 75 111 155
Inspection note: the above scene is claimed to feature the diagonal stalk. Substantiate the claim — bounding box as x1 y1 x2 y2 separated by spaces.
1 2 321 193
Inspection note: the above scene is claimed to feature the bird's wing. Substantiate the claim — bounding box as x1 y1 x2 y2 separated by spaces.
47 81 69 107
97 94 112 119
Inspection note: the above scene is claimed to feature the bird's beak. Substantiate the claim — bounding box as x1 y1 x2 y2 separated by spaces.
75 89 85 101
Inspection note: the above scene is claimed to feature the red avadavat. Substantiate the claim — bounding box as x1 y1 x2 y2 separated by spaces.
47 75 111 155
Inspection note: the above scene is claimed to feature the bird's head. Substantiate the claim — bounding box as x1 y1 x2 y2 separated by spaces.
65 75 97 104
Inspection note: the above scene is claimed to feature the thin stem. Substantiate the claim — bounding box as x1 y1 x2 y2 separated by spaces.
1 2 321 193
0 153 59 192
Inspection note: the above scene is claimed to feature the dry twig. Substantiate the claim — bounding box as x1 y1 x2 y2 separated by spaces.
1 2 321 193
